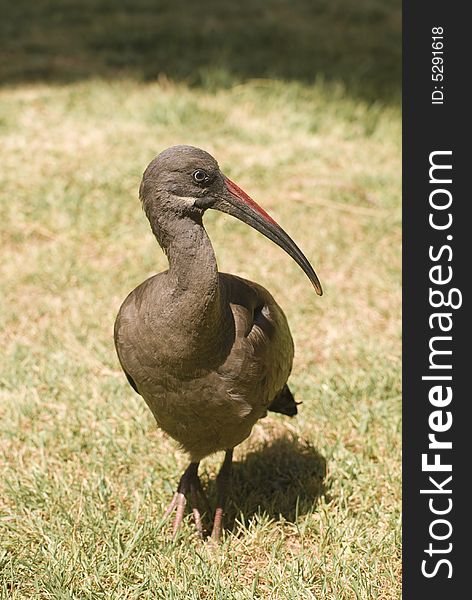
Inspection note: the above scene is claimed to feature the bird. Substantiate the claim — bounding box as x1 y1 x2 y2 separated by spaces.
114 145 322 540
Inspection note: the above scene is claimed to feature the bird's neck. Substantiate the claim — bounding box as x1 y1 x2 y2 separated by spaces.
149 214 234 370
151 213 230 345
162 216 218 295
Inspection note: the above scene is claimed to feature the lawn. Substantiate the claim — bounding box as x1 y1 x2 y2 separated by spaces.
1 1 401 598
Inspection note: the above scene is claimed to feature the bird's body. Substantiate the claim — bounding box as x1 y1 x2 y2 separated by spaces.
115 270 294 461
114 145 321 538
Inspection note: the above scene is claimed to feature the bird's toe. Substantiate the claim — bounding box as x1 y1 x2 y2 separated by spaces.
162 463 211 539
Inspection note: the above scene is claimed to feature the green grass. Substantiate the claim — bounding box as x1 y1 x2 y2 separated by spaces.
1 2 401 598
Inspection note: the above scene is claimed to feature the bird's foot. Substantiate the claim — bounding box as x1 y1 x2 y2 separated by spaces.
163 462 210 539
163 449 234 542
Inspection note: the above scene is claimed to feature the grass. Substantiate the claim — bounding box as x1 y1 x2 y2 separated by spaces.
1 0 400 103
0 2 401 598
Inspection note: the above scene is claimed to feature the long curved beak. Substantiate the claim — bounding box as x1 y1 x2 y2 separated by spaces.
214 176 322 296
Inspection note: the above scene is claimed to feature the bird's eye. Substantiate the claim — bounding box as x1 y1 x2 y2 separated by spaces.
193 170 208 184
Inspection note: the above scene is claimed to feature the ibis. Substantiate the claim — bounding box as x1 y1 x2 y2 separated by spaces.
114 145 322 540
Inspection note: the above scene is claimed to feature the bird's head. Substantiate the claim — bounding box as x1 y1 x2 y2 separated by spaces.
140 145 322 295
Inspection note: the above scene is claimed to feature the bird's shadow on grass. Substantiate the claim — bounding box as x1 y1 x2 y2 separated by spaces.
206 435 327 530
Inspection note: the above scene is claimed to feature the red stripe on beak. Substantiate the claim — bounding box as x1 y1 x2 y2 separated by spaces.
218 174 322 295
224 177 278 227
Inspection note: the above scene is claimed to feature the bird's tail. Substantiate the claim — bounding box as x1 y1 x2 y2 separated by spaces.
268 384 300 417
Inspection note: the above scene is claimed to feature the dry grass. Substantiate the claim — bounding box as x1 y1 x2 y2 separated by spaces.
0 4 400 594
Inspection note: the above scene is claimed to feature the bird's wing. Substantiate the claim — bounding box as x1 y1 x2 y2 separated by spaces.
217 273 295 412
123 368 140 395
114 272 169 396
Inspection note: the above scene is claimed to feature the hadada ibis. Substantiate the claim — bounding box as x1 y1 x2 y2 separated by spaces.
114 145 322 540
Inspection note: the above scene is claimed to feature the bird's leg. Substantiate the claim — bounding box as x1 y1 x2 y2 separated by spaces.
163 461 210 538
211 449 233 541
